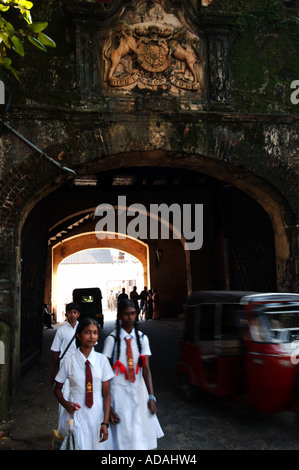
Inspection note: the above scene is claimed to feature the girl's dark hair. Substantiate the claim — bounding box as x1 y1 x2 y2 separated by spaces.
115 299 142 363
76 317 99 348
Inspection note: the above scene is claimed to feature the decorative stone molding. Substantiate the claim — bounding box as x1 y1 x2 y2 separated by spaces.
66 0 236 102
104 19 202 93
103 3 204 94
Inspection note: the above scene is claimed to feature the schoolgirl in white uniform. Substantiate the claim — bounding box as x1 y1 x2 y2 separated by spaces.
50 302 80 436
103 299 164 450
54 318 114 450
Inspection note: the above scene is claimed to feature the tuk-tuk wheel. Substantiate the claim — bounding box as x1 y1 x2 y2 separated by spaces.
178 374 196 402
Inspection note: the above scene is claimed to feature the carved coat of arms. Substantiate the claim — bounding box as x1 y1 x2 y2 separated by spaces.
104 14 202 93
139 40 169 72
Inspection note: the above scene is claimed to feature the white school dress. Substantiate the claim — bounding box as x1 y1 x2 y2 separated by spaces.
51 321 78 435
103 328 164 450
51 322 78 434
55 347 114 450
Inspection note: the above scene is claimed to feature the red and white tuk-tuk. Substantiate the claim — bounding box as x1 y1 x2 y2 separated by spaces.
177 291 299 412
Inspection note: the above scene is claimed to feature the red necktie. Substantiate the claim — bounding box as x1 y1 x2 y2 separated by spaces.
85 360 93 408
125 338 135 383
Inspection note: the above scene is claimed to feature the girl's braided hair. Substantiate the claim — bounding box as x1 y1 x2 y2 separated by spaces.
115 299 143 364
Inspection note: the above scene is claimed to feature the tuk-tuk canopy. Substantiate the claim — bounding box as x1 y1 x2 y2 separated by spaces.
186 291 299 306
186 290 257 306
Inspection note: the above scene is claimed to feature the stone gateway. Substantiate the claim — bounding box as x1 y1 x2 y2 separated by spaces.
0 0 298 419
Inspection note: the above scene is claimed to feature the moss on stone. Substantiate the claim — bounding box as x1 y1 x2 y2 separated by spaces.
229 0 299 113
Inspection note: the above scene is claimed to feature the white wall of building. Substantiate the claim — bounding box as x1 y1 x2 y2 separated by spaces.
56 250 144 322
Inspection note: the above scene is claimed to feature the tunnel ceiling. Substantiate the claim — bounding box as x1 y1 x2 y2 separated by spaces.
48 166 220 243
73 167 214 190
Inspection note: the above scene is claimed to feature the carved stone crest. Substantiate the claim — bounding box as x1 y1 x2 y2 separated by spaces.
103 5 203 94
136 25 170 73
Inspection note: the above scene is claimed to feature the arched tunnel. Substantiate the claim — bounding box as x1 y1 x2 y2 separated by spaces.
20 164 277 368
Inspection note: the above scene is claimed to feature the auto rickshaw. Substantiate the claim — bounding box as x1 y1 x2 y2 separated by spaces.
177 290 299 412
73 287 104 327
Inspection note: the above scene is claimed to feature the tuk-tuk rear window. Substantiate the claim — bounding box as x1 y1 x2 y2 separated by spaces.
199 304 216 341
81 295 94 303
183 305 198 342
221 304 244 338
182 304 216 343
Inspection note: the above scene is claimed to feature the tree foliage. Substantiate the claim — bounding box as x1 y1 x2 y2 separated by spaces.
0 0 56 80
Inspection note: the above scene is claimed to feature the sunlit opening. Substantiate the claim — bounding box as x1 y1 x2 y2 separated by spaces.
56 248 144 323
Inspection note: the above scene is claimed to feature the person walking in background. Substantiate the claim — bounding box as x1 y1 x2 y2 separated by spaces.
43 303 53 329
148 289 153 320
50 302 80 436
139 286 149 320
130 286 139 313
102 299 164 450
108 291 115 311
139 286 148 311
53 318 114 450
117 287 128 304
152 288 161 320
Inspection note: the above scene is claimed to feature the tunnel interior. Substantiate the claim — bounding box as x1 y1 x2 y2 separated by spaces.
20 166 276 368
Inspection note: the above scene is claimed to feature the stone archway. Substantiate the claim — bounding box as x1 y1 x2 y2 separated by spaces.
50 231 150 317
42 156 294 317
3 150 296 393
47 202 193 315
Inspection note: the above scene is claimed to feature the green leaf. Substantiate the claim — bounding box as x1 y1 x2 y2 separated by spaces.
27 34 47 51
37 32 56 47
11 35 24 55
3 21 14 37
7 0 33 10
3 57 12 66
18 0 33 9
20 8 32 24
0 1 56 80
28 21 48 33
3 59 20 81
0 31 11 48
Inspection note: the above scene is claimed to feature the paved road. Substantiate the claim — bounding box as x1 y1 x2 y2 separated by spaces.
1 314 299 450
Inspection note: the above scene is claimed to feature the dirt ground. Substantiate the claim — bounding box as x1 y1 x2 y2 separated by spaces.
0 323 66 450
3 312 297 454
